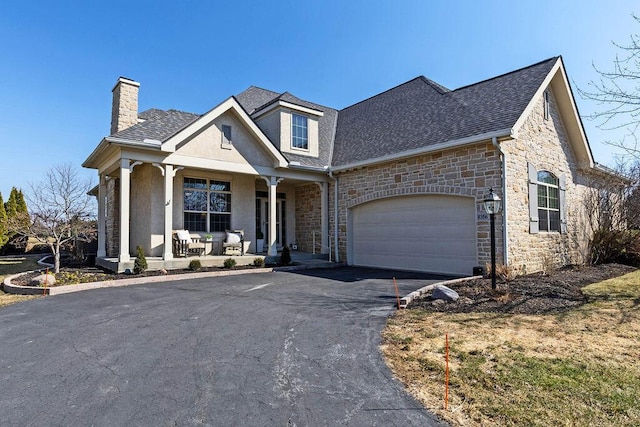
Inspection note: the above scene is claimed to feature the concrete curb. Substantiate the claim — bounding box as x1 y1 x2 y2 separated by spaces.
2 262 345 296
399 275 482 308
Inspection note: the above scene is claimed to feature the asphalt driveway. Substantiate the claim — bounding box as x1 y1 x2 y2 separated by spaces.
0 267 450 426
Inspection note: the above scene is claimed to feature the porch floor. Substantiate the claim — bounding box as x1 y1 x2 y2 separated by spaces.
96 250 331 273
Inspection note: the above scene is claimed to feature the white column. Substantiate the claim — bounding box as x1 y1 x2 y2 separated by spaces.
268 176 278 257
163 164 174 260
320 182 329 254
97 174 106 257
119 158 131 262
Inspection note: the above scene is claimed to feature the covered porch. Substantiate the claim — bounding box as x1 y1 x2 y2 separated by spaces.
93 159 332 273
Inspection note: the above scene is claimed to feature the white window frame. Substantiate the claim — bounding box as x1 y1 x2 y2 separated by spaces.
537 171 560 232
183 177 232 232
291 113 308 150
221 124 232 148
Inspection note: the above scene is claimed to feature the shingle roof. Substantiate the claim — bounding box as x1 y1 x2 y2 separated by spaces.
112 109 201 142
235 87 339 168
331 57 559 167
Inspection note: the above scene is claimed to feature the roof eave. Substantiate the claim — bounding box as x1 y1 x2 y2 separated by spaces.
331 128 513 172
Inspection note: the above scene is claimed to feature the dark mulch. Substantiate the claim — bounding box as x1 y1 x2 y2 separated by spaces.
10 260 280 287
408 263 636 315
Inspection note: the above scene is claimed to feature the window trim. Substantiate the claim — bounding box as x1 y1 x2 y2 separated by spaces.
543 91 550 121
537 171 560 232
183 177 232 232
291 113 309 151
529 162 566 235
221 124 232 148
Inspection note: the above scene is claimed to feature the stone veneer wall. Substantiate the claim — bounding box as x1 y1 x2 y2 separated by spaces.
502 88 592 272
333 143 503 266
106 177 120 257
295 183 322 253
111 79 139 135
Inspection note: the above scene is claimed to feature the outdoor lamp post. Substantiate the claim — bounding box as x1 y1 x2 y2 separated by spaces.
483 188 502 290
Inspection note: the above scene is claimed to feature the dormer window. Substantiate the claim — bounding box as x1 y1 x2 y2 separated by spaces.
291 114 308 150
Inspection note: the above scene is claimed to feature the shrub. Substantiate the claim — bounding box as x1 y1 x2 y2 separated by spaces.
253 257 265 267
133 246 147 274
223 258 236 269
485 263 519 282
188 259 202 271
589 229 640 266
280 246 291 265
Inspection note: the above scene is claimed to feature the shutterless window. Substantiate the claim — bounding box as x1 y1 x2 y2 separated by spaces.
221 124 232 145
183 178 231 232
544 91 550 120
291 114 308 149
537 171 560 232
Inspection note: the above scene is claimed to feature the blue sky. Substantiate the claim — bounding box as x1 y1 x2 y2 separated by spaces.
0 0 637 199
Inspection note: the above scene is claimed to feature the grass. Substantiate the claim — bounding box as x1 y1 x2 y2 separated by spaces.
0 255 43 307
382 270 640 426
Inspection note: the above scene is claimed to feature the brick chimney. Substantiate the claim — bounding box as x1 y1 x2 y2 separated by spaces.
110 77 140 135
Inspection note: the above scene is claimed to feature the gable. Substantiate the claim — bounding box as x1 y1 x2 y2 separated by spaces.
161 97 287 168
174 109 277 168
511 57 594 169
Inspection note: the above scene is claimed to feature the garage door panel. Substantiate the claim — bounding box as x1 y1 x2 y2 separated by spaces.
350 195 477 276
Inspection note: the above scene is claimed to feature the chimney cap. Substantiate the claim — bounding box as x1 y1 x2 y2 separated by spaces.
112 76 140 92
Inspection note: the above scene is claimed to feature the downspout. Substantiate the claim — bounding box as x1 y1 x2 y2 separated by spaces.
491 136 509 266
327 169 340 263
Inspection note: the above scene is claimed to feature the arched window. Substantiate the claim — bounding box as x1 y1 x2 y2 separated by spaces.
537 171 560 232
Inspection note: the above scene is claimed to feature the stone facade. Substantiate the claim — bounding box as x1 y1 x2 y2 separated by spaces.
106 177 120 257
328 89 595 274
502 88 592 272
295 183 322 253
110 78 139 135
333 144 503 266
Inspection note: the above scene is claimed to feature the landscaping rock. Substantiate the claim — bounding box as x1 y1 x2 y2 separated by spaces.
432 285 459 302
31 274 56 287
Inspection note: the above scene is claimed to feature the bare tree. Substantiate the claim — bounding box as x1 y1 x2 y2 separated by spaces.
582 162 640 265
578 14 640 157
8 163 96 273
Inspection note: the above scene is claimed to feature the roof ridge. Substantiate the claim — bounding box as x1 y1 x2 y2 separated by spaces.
340 76 438 112
451 56 560 92
166 108 201 116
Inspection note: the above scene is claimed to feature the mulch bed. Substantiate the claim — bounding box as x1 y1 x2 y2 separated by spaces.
408 263 636 315
9 264 275 287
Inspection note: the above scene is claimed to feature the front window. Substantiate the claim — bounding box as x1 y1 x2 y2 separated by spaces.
291 114 308 150
537 171 560 232
183 178 231 232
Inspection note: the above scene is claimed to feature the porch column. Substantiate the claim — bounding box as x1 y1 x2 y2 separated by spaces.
261 176 284 257
163 164 174 260
96 174 106 257
316 182 329 254
118 158 131 262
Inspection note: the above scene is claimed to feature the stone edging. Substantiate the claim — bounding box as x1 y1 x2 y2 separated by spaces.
2 263 346 296
399 275 482 308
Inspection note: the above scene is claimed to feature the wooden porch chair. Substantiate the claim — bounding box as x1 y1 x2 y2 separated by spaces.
173 230 206 257
223 230 245 256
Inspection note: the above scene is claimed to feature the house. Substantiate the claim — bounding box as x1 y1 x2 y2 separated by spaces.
83 56 608 275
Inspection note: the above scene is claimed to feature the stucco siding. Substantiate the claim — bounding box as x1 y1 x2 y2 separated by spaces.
176 111 275 168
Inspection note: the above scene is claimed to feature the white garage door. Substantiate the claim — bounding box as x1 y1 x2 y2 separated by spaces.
350 195 477 276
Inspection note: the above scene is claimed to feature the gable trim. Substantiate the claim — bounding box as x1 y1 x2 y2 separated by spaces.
161 97 288 168
331 128 512 172
251 100 324 119
512 57 594 168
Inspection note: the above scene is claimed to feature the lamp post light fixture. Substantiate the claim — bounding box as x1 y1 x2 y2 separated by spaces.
483 188 502 290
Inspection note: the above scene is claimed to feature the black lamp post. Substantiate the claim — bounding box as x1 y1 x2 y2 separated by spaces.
483 188 502 290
